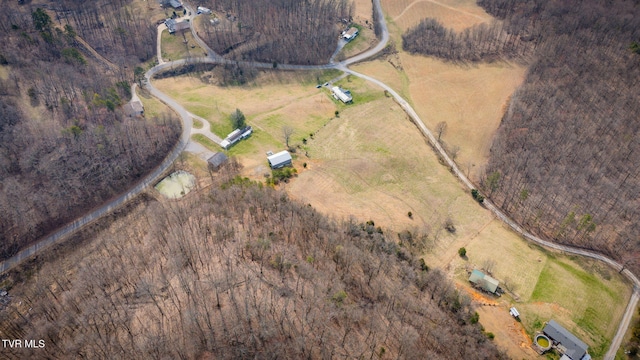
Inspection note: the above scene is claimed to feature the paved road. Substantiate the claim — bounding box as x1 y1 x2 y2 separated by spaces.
2 0 637 356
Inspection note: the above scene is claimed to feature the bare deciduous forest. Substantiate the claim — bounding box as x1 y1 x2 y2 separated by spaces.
403 0 640 273
196 0 353 64
402 18 533 62
0 1 180 260
0 172 504 359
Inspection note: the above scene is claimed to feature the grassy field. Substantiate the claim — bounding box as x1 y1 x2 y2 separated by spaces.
382 0 491 32
191 134 218 151
154 71 341 177
161 29 205 62
192 118 203 129
136 87 173 118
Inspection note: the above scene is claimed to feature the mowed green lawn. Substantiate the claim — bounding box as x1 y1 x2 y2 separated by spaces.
522 256 630 358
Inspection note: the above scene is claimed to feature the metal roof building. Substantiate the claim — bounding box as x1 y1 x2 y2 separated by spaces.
207 152 228 170
331 86 352 103
267 150 292 169
165 19 190 34
220 126 252 150
543 320 589 360
342 27 359 41
468 269 499 293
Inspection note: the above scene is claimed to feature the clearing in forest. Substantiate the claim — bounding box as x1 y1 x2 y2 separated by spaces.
161 30 205 62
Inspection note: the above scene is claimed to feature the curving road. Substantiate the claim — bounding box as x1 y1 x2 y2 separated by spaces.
1 0 637 357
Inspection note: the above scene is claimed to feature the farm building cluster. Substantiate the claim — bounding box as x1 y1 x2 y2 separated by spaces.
221 127 253 149
533 320 590 360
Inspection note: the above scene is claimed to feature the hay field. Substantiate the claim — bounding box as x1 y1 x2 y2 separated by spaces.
289 87 494 238
352 57 525 181
355 0 526 181
353 0 373 24
382 0 491 32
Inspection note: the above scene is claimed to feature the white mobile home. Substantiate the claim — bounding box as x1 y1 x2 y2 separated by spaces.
331 86 352 103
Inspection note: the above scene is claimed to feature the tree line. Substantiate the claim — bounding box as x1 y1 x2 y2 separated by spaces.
196 0 353 64
0 168 505 359
0 2 181 259
402 18 533 62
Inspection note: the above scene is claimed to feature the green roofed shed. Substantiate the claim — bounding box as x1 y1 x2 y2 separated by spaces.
468 269 499 294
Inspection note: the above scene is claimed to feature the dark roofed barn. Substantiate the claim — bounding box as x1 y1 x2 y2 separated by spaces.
543 320 589 360
207 152 228 171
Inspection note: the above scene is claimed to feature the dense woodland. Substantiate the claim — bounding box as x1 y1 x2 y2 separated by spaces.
0 1 180 260
404 0 640 273
0 171 504 359
195 0 353 64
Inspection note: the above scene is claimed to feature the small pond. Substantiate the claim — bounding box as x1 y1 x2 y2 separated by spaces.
155 170 196 199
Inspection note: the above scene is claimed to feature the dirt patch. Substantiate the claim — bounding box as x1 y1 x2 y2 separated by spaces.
476 306 538 359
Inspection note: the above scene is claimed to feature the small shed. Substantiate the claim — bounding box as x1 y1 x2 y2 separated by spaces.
509 307 520 319
197 6 212 14
207 152 228 171
123 101 144 117
267 150 292 169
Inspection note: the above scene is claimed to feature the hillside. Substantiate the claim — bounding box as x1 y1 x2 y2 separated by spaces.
402 0 640 274
196 0 353 64
0 1 181 259
0 171 505 359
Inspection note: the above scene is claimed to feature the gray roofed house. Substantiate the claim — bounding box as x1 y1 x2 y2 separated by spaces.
207 152 228 171
165 19 190 34
543 320 589 360
267 150 292 169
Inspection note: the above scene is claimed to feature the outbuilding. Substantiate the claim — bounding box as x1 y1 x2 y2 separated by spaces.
468 269 499 294
342 27 359 41
207 152 228 171
123 100 144 117
267 150 292 169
